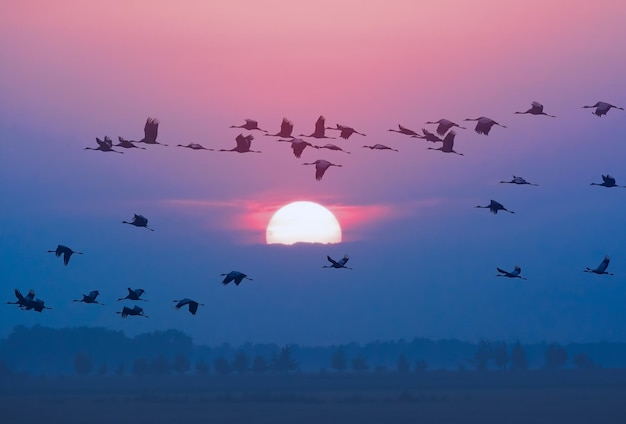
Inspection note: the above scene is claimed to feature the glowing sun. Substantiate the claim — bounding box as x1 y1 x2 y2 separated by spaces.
266 201 342 245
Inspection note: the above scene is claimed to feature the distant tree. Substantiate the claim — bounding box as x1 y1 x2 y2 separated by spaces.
115 363 125 376
232 351 250 375
414 359 428 372
151 355 171 376
510 341 528 371
470 339 492 371
132 358 149 377
330 347 347 372
251 355 269 374
196 359 210 375
573 352 595 369
492 342 508 371
214 357 232 376
396 354 410 373
73 352 93 376
351 354 369 372
97 363 108 376
271 345 298 373
173 353 190 375
545 343 568 370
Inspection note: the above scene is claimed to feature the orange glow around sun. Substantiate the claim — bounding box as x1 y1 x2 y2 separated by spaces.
266 201 342 245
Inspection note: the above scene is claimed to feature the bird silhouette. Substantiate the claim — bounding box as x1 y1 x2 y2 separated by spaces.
230 119 267 132
85 136 124 153
412 129 443 143
277 138 319 158
427 130 463 155
47 245 83 266
302 159 342 181
116 305 148 318
127 117 167 146
476 200 514 214
220 134 260 153
177 143 213 151
323 254 352 269
122 214 154 231
265 118 294 138
24 297 52 312
591 174 625 188
173 298 205 315
117 288 146 301
500 176 538 186
7 288 35 308
497 265 527 280
464 117 507 135
424 119 466 135
299 116 335 139
582 101 624 117
221 271 253 286
514 101 555 117
115 137 146 149
326 124 366 139
317 143 351 154
584 256 613 275
362 144 398 152
73 291 104 305
388 124 420 136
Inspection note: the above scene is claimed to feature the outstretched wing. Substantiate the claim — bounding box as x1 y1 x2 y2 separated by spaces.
496 267 508 275
597 256 610 273
327 255 339 266
144 118 159 143
315 116 326 134
512 266 521 276
338 255 350 266
280 118 293 136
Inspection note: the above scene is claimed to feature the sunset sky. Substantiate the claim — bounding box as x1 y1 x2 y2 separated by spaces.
1 1 626 346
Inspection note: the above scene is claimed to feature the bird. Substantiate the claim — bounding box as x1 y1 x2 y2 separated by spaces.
388 124 420 136
265 118 294 138
177 143 213 151
500 176 538 186
585 255 613 275
128 117 167 146
277 138 319 158
362 144 398 152
122 214 154 231
117 288 146 301
412 129 443 143
424 119 466 136
427 130 463 155
582 101 624 117
317 143 351 154
514 101 556 117
302 159 342 181
230 119 267 132
6 288 35 308
323 254 352 269
73 291 104 305
115 137 146 149
24 297 52 312
326 124 366 139
220 134 260 153
591 174 625 188
299 116 335 139
463 117 507 135
85 136 123 153
173 298 205 315
476 200 514 214
221 271 253 286
497 265 527 280
116 305 148 318
47 245 83 266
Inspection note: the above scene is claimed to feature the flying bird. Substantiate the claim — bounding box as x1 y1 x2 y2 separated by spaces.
47 245 82 266
24 297 52 312
7 288 35 308
388 124 420 136
173 298 205 315
265 118 294 138
73 291 104 305
497 265 527 280
464 117 507 135
412 129 443 143
177 143 213 151
85 136 123 153
117 288 146 301
299 116 335 139
514 101 556 117
122 214 154 231
424 119 466 135
221 271 253 286
230 119 267 132
582 101 624 117
127 117 167 146
323 254 352 269
117 305 148 318
591 174 625 188
362 144 398 152
326 124 366 139
277 138 319 158
476 200 514 214
220 134 260 153
302 159 342 181
115 137 146 149
427 130 463 155
317 143 350 154
585 256 613 275
500 176 538 186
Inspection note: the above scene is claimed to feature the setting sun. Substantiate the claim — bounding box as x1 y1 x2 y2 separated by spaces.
266 201 342 245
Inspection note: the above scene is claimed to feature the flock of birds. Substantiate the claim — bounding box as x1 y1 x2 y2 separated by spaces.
6 99 624 319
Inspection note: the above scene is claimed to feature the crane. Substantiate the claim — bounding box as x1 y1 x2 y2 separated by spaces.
464 117 507 135
117 288 146 301
221 271 253 286
124 117 167 146
299 116 335 139
230 119 267 132
85 136 123 153
115 137 146 149
388 124 420 136
362 144 398 152
123 214 154 231
116 305 148 318
500 176 538 186
514 101 555 117
277 138 319 158
582 102 624 117
326 124 366 139
427 130 463 155
177 143 213 151
73 291 104 305
584 256 613 275
47 245 83 266
497 265 527 280
265 118 294 138
323 254 352 269
173 298 205 315
476 200 514 214
591 174 625 188
302 159 342 181
424 119 466 135
220 134 260 153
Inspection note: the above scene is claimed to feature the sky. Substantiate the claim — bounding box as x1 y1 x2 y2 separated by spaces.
1 0 626 346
